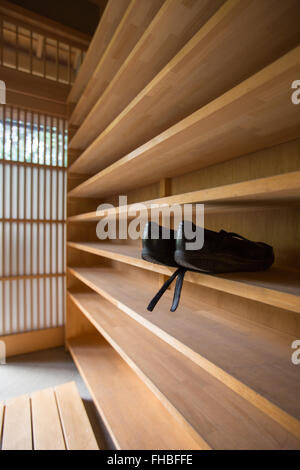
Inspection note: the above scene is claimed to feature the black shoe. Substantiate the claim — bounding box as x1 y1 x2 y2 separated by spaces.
175 221 274 274
142 221 185 312
142 221 274 312
142 222 178 267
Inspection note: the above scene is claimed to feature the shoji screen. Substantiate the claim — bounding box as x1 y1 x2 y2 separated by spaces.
0 18 85 85
0 104 67 335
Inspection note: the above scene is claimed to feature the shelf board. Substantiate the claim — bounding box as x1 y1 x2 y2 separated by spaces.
68 46 300 198
69 0 223 151
67 0 131 104
67 241 300 314
69 0 164 127
67 333 202 450
68 171 300 222
70 0 300 175
68 291 300 448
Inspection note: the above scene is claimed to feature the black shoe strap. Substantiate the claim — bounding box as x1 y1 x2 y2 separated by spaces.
170 268 186 312
147 268 186 312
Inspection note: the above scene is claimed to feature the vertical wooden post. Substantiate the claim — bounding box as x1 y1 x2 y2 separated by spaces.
68 46 71 85
16 25 19 71
55 117 59 325
43 37 46 78
9 106 13 332
0 19 3 66
2 105 5 334
56 41 59 82
49 115 53 327
16 107 20 332
30 110 34 330
23 109 28 330
158 178 171 287
37 112 40 329
30 31 33 74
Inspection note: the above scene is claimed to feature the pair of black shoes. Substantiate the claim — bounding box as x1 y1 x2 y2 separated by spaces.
142 221 274 312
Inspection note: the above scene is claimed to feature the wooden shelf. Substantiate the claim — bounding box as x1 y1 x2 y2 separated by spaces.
68 46 300 198
68 269 300 424
68 292 300 449
67 333 202 450
67 0 131 104
70 0 300 175
69 0 164 127
68 172 300 222
67 242 300 314
69 0 223 151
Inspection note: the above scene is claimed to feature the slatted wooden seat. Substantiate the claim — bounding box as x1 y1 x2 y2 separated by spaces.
0 382 99 450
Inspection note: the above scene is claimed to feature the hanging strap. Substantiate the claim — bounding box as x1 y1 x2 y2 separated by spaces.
147 268 186 312
170 268 186 312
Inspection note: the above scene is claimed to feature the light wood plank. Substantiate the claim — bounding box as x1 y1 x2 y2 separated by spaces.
67 334 205 450
31 388 66 450
68 296 300 449
0 327 64 358
0 402 3 445
70 0 164 126
55 381 99 450
69 0 224 151
6 89 67 118
2 395 32 450
69 46 300 198
70 0 300 174
68 0 131 104
68 171 300 222
1 66 70 105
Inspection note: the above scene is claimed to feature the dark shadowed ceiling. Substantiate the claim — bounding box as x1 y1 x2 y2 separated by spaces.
8 0 108 35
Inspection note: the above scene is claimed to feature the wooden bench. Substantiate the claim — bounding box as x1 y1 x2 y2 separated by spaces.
0 381 99 450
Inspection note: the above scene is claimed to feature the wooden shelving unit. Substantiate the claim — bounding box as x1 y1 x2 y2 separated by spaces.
68 292 300 449
69 0 224 151
67 333 202 450
69 46 300 198
67 0 300 449
69 0 300 176
67 276 300 425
